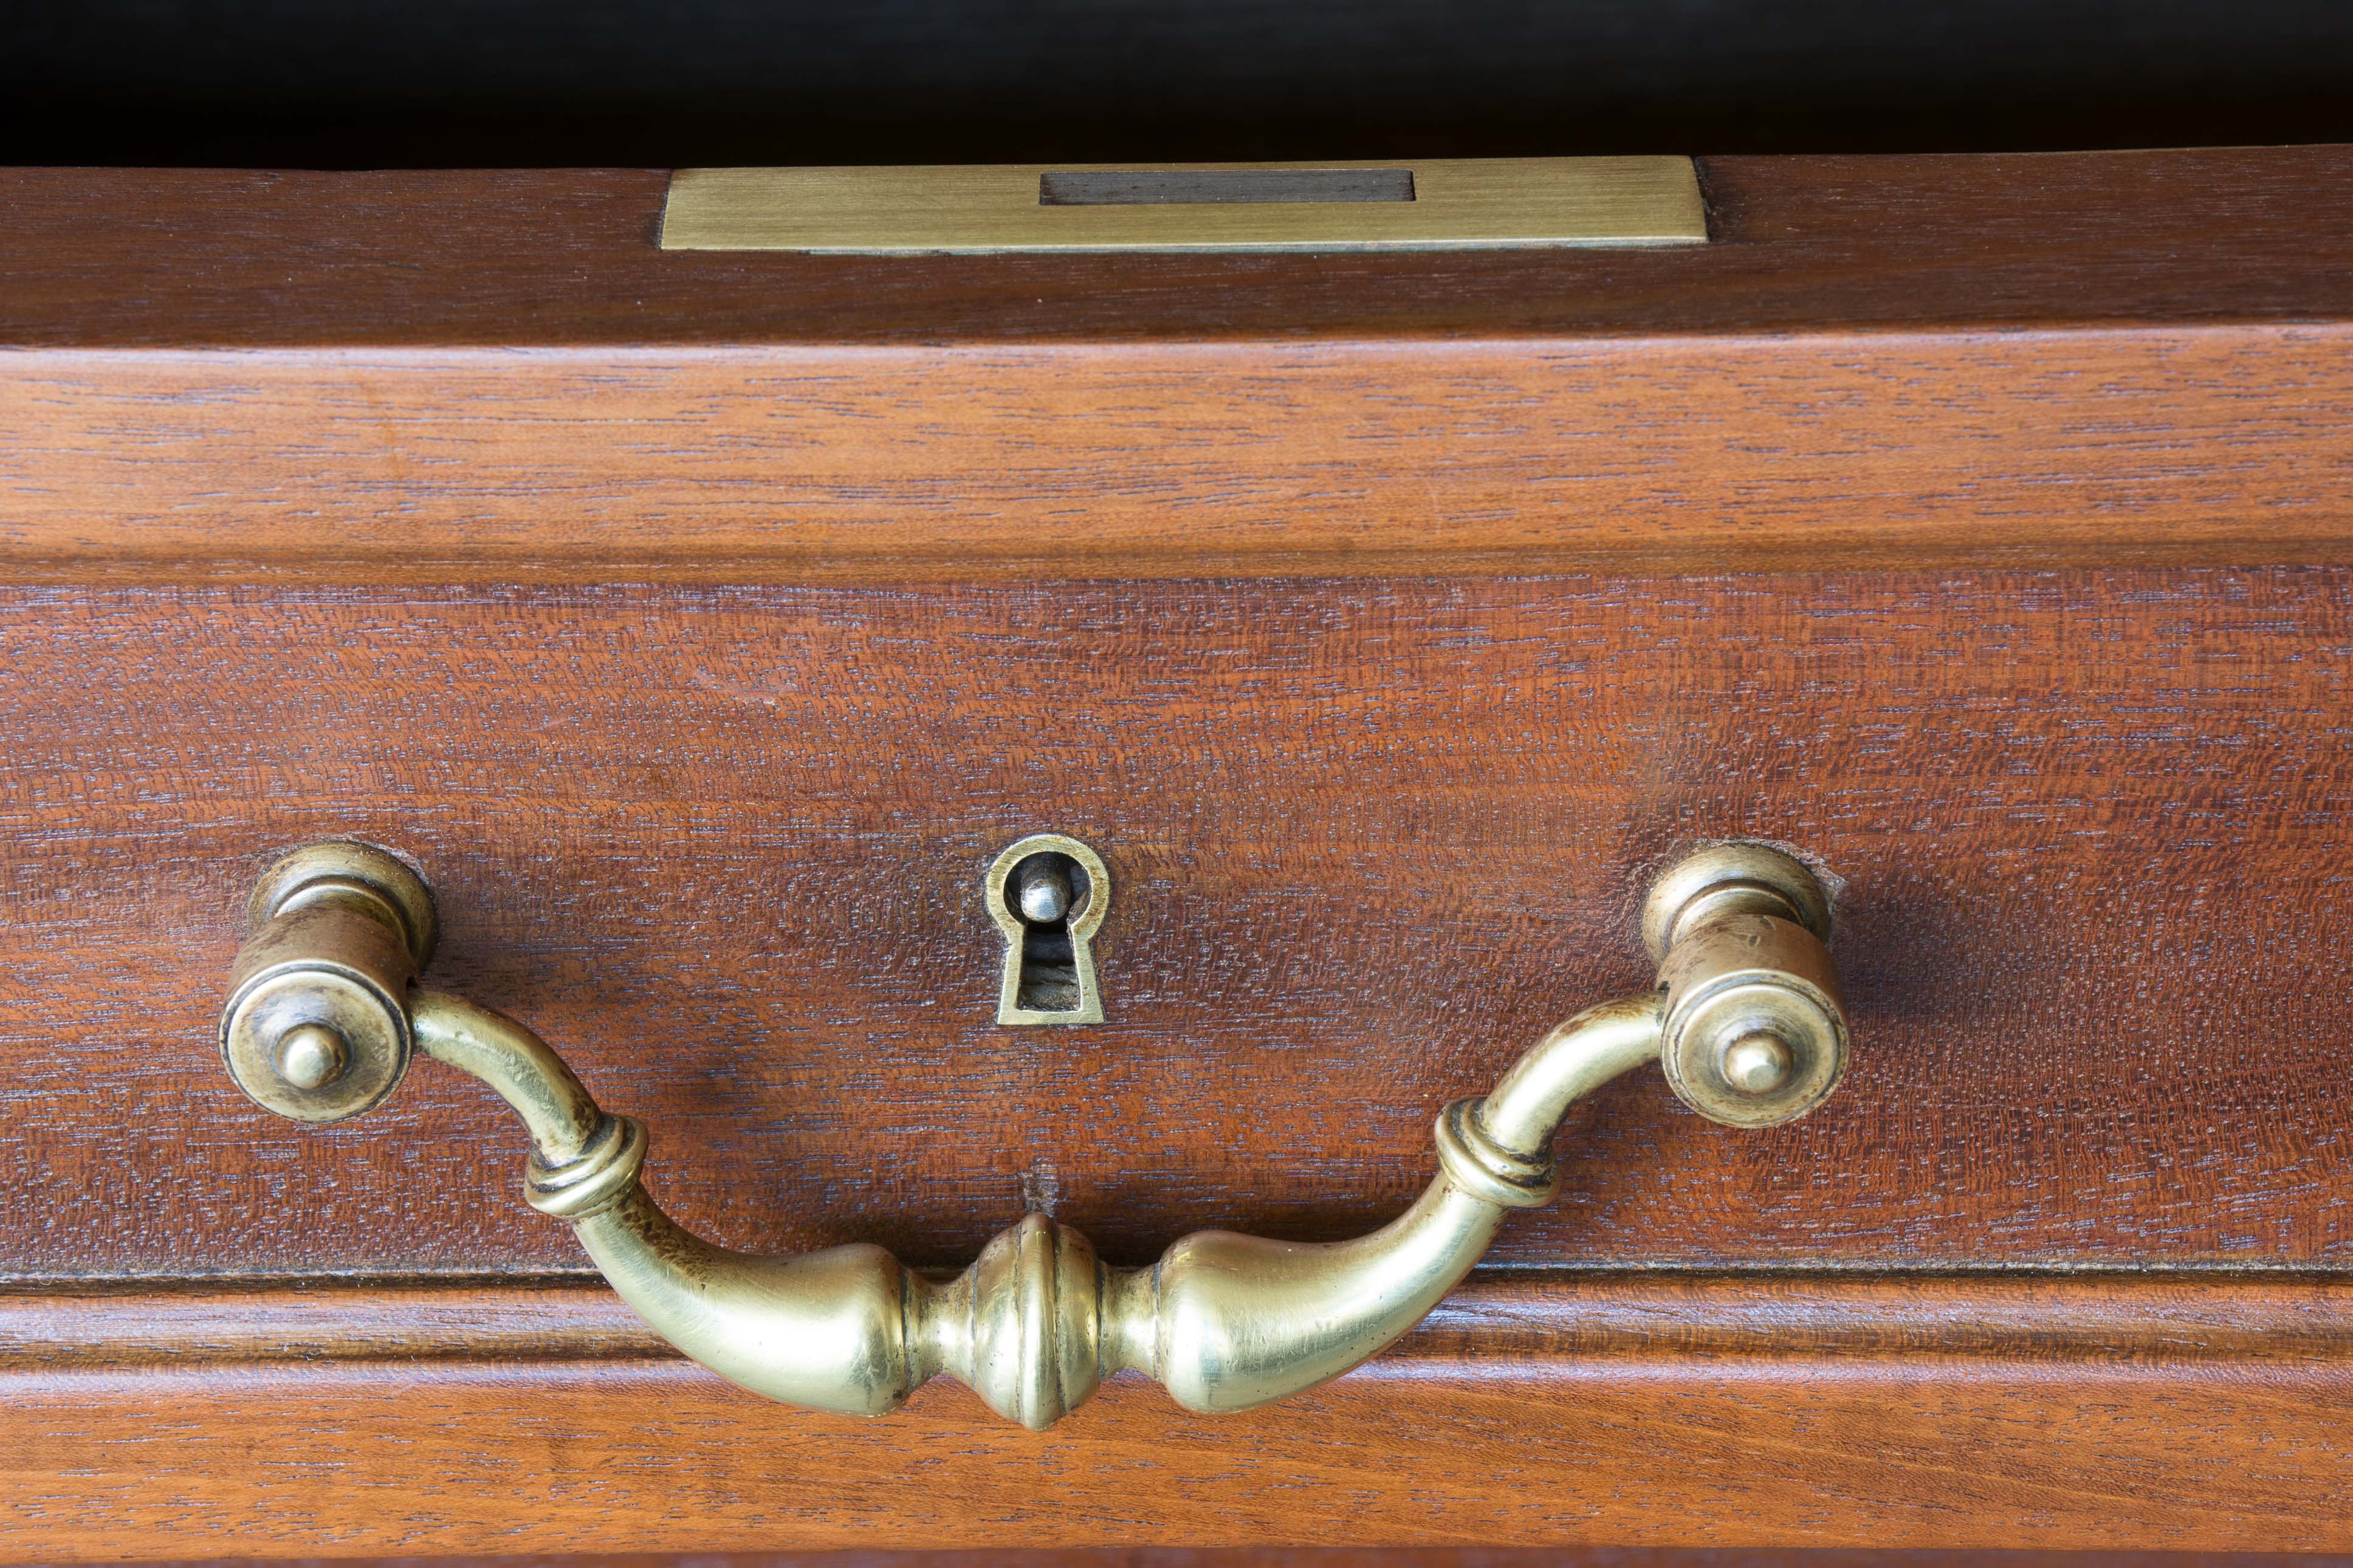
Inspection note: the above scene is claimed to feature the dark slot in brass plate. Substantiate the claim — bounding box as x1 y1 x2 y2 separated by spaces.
661 158 1706 253
1037 168 1417 206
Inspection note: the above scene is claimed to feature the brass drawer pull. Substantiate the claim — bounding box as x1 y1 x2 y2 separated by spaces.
219 840 1847 1429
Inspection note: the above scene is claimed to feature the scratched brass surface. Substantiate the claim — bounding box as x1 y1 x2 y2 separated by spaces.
659 157 1708 253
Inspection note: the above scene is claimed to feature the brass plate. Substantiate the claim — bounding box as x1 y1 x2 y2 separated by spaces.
660 158 1707 254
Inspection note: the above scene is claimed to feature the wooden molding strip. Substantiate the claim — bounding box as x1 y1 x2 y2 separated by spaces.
8 152 2353 349
56 1556 2344 1568
6 1272 2352 1556
8 1269 2351 1372
4 327 2349 584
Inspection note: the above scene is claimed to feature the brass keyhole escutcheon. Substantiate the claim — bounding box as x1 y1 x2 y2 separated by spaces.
984 834 1110 1025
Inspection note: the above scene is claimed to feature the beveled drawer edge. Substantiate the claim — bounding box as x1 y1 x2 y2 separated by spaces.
5 324 2351 587
9 1270 2351 1375
13 1272 2353 1556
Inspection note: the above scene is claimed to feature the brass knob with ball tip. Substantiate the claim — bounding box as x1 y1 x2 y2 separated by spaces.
272 1021 349 1090
1640 841 1849 1129
219 841 436 1123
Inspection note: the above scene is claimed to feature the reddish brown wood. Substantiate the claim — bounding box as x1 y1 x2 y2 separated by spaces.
3 327 2348 583
4 149 2353 349
7 151 2353 584
16 1274 2346 1554
9 1275 2351 1556
0 571 2345 1280
5 151 2352 1556
63 1557 2353 1568
7 1349 2349 1555
9 1273 2351 1371
57 1556 2353 1568
59 1558 2346 1568
46 1552 2353 1568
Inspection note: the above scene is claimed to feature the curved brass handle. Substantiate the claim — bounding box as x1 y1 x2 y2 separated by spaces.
219 840 1847 1429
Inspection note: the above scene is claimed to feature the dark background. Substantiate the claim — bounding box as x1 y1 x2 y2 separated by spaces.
1 0 2350 166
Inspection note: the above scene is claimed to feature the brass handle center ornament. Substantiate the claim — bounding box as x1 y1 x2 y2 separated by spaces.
220 841 1847 1429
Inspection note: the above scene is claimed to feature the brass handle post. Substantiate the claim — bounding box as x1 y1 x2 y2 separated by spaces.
219 840 1847 1429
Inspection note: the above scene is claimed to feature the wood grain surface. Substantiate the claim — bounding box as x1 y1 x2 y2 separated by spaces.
9 1338 2351 1555
58 1557 2353 1568
7 149 2353 584
0 570 2345 1280
46 1552 2353 1568
10 1272 2352 1371
64 1555 2353 1568
5 149 2353 348
17 1271 2351 1555
54 1556 2353 1568
4 326 2349 584
6 151 2352 1558
7 1275 2352 1555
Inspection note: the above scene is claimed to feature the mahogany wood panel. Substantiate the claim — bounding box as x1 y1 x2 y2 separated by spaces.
6 149 2353 349
0 570 2344 1279
4 327 2350 584
57 1553 2353 1568
66 1558 2353 1568
4 152 2350 1557
8 1347 2351 1555
9 1273 2351 1371
75 1556 2353 1568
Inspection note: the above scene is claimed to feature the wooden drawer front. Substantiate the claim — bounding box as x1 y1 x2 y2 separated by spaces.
8 149 2353 1558
2 569 2344 1282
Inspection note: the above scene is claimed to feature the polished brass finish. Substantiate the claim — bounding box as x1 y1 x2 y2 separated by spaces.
218 838 1846 1428
1640 840 1832 959
986 832 1110 1026
1646 844 1848 1129
272 1021 349 1090
221 841 435 1123
1721 1030 1795 1095
661 158 1708 254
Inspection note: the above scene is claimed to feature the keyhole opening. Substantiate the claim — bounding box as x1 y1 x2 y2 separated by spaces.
1007 851 1091 1014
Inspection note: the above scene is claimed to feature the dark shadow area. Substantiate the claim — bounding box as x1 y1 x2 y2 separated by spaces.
1 0 2349 166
